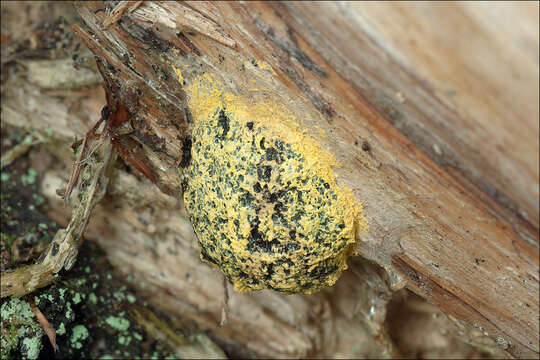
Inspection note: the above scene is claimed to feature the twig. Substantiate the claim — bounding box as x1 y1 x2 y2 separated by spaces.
29 297 58 352
102 1 144 29
133 2 237 49
63 118 104 202
0 135 116 298
128 0 144 13
130 306 227 359
219 275 229 326
1 133 43 169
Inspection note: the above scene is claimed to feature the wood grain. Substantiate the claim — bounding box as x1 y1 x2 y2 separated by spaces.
3 1 536 358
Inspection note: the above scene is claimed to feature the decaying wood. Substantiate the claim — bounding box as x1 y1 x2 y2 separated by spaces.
1 1 537 358
102 1 143 29
0 136 116 298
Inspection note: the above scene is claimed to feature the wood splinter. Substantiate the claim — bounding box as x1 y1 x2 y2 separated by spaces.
102 0 144 29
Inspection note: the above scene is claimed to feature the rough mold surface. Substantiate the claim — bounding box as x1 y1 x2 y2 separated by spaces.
181 79 368 293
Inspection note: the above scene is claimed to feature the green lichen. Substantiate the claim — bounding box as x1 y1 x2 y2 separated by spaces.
105 316 130 332
72 293 82 304
57 323 66 336
59 288 67 300
88 293 98 304
32 193 45 205
22 336 42 359
0 147 168 359
20 168 37 186
1 298 31 319
1 172 10 182
118 335 131 346
1 298 44 359
65 301 74 321
71 325 89 349
113 290 125 302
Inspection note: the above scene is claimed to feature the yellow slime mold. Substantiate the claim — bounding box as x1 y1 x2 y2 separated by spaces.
181 74 368 294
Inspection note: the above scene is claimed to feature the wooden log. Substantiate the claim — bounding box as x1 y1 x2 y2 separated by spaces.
2 1 537 358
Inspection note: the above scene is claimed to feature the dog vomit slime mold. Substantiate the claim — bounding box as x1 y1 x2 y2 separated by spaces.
180 74 368 294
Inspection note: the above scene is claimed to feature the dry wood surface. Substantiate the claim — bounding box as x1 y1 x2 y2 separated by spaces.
2 1 538 358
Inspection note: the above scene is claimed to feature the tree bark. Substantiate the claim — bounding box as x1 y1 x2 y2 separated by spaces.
2 1 538 358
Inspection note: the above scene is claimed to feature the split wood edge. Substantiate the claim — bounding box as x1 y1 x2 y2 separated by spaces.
0 136 116 298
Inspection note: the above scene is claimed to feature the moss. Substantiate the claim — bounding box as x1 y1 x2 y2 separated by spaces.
182 77 368 293
1 233 17 255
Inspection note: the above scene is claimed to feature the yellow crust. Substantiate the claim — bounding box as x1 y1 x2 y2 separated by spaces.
180 72 368 294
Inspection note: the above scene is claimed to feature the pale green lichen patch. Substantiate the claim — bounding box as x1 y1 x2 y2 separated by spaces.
22 336 42 359
20 168 37 186
57 323 66 336
105 316 130 332
72 292 82 304
88 293 98 304
1 172 10 182
118 335 132 346
181 75 368 294
1 298 44 359
71 324 89 349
